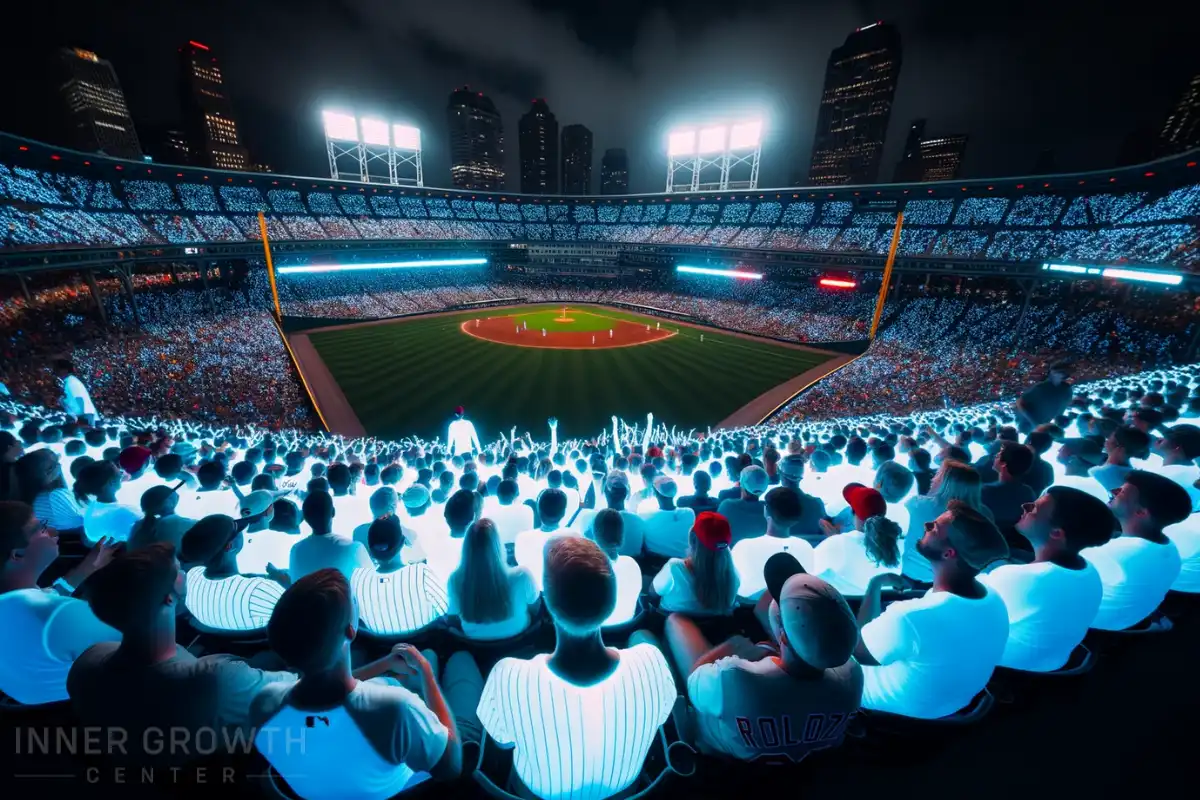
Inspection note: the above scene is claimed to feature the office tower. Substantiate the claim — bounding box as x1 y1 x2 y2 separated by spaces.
892 119 925 182
178 40 251 170
447 86 505 190
56 47 142 159
600 148 628 194
143 124 191 165
918 134 968 181
561 124 593 194
519 98 558 193
807 22 902 185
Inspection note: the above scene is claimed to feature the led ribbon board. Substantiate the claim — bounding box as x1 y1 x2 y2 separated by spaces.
277 258 488 275
676 265 763 280
1042 263 1183 286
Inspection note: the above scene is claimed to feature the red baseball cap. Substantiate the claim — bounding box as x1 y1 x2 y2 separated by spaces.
693 511 732 551
843 483 887 521
454 406 465 415
118 445 153 475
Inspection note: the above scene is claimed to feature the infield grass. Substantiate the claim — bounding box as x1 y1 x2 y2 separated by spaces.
306 304 833 442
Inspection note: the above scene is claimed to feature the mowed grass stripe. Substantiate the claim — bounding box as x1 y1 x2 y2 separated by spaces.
306 305 835 440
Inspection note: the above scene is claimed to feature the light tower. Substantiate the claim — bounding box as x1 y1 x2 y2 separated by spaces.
666 118 762 192
323 110 424 186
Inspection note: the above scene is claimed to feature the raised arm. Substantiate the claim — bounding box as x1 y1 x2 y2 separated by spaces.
548 417 559 458
642 412 653 453
612 415 621 452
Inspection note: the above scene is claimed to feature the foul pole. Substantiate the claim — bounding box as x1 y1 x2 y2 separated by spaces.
257 211 283 321
870 211 904 340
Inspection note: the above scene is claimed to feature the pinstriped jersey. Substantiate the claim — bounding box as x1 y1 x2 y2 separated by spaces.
184 567 285 632
350 564 449 636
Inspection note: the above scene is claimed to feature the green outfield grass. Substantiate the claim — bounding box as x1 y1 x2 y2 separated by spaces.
306 304 833 442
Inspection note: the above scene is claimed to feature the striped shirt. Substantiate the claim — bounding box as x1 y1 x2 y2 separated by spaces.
351 564 449 636
477 644 676 800
184 568 285 632
33 488 84 531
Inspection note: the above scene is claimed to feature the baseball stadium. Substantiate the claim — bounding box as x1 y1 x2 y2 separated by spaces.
0 54 1199 800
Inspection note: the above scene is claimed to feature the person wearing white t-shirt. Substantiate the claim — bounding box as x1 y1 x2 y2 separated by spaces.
1165 512 1200 593
589 508 642 627
175 461 241 520
75 459 143 546
983 487 1112 672
855 501 1010 719
422 488 482 584
640 476 695 558
236 490 303 574
1086 470 1187 631
673 572 862 763
399 483 443 545
447 406 482 456
1090 426 1151 494
477 536 676 800
326 463 373 536
732 486 815 601
481 479 533 545
352 516 448 637
573 470 647 557
814 485 903 597
1150 424 1200 511
447 519 540 640
250 569 465 799
290 491 372 581
1050 439 1110 502
181 514 287 633
651 511 739 616
115 445 158 507
514 488 579 592
54 359 96 424
0 501 121 705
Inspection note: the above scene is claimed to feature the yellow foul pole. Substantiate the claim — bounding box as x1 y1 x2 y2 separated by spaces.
869 211 904 340
258 211 283 321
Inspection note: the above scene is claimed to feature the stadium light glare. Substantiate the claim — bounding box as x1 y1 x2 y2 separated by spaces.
729 120 763 150
819 278 857 289
277 258 488 275
360 117 390 147
1101 267 1184 286
393 124 421 151
322 110 359 142
677 265 763 280
1042 263 1089 275
697 125 728 155
667 129 697 156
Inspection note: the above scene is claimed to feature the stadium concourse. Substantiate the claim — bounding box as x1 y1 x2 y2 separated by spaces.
1 134 1200 799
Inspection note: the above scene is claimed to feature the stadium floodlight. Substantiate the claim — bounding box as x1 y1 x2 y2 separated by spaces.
322 110 359 142
1101 267 1183 286
667 129 697 157
392 124 421 151
359 117 391 147
729 120 763 150
697 125 728 155
819 278 857 289
277 257 488 275
676 265 763 280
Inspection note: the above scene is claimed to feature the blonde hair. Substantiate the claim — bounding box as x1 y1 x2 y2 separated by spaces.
685 531 739 613
929 460 990 518
450 519 512 624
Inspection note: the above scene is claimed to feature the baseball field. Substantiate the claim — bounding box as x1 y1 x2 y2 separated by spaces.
292 304 846 442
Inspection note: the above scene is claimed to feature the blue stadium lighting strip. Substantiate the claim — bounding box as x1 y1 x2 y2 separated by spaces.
276 257 488 275
1041 262 1183 286
676 265 764 280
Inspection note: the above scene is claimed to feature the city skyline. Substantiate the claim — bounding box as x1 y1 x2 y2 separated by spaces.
2 0 1197 193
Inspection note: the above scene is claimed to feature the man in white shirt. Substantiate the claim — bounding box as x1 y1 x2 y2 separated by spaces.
251 569 463 798
477 536 676 800
1166 511 1200 593
983 487 1112 672
855 501 1010 719
327 463 372 535
116 445 158 507
674 572 862 762
352 516 449 637
176 461 241 519
1150 424 1200 511
590 508 642 628
238 490 303 574
400 484 442 544
1087 470 1187 630
573 470 646 557
514 488 578 592
481 478 533 545
68 542 296 768
717 465 770 542
447 406 482 456
1091 426 1150 493
1051 439 1109 502
732 486 815 600
0 501 120 705
181 514 287 633
55 359 97 424
290 491 372 581
640 476 696 559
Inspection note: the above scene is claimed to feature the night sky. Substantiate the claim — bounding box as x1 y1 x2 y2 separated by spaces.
3 0 1197 192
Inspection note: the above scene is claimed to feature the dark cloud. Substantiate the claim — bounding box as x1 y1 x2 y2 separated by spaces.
1 0 1196 191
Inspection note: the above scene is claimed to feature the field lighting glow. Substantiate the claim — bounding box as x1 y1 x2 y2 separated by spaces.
393 124 421 151
322 110 359 142
277 258 488 275
677 265 763 280
359 117 390 147
819 278 857 289
1042 263 1184 286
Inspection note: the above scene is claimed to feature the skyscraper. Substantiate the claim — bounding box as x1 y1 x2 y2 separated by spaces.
1158 72 1200 156
561 124 593 194
600 148 628 194
892 119 925 183
447 86 505 190
519 99 558 193
178 41 251 171
56 47 142 159
807 22 902 185
143 123 191 165
918 134 968 181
